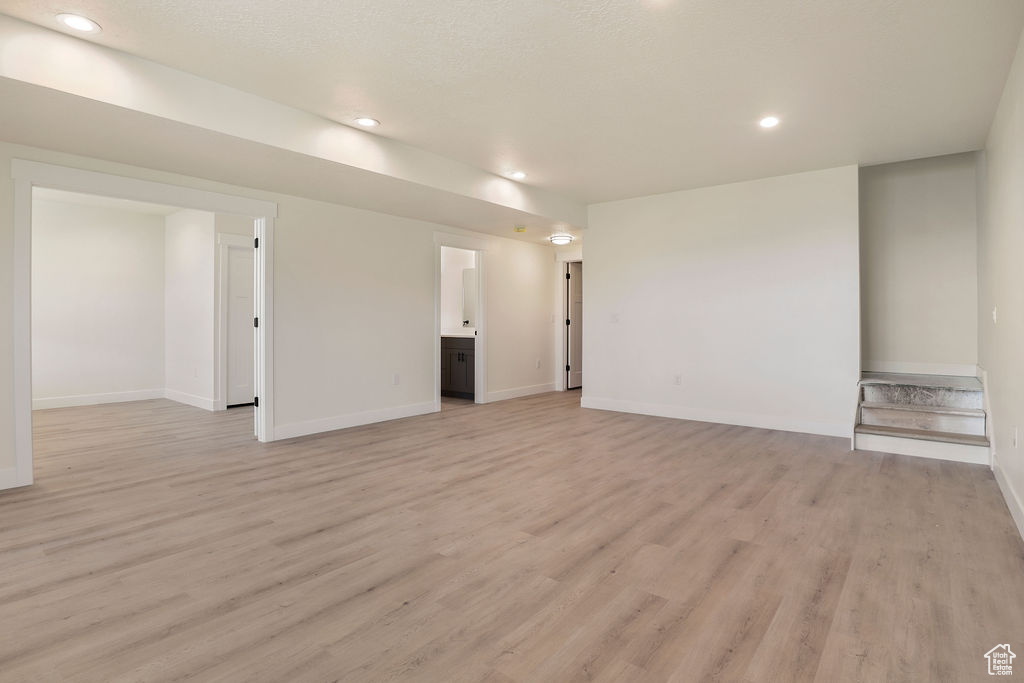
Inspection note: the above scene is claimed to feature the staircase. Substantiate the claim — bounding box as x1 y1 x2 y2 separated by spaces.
853 372 990 465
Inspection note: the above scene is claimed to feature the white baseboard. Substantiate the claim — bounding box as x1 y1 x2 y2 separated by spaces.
854 433 989 465
33 388 165 410
993 452 1024 544
0 467 31 491
274 401 437 440
484 383 555 403
580 396 850 438
862 360 978 377
164 389 216 411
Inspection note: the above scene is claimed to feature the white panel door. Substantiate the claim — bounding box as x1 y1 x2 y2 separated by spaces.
567 261 583 389
227 247 255 406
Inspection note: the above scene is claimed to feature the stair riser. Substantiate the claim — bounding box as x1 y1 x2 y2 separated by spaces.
854 433 989 465
862 385 982 410
860 406 986 436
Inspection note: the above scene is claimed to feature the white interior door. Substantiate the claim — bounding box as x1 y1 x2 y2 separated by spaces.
227 247 255 406
567 261 583 389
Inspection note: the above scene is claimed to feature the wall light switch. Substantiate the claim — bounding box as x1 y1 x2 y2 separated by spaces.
610 313 620 324
535 358 541 369
392 373 400 386
993 306 998 324
673 374 683 386
1014 427 1019 449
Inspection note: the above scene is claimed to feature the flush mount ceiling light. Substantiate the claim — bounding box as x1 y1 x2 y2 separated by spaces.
354 117 380 127
507 170 527 181
549 234 573 246
56 13 101 33
759 116 780 129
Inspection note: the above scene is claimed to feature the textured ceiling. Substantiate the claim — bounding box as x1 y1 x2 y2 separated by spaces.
1 0 1023 203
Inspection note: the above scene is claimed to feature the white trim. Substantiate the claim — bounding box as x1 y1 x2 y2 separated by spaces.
12 178 33 488
33 389 165 410
854 433 990 465
164 389 217 411
553 252 583 393
10 160 278 218
256 217 275 441
474 252 487 404
275 401 437 440
581 396 851 438
434 239 487 407
993 452 1024 544
486 383 556 403
432 231 491 252
9 159 277 490
862 360 979 376
0 468 27 491
216 233 256 412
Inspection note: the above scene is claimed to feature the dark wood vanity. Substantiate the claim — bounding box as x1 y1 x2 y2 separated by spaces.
441 336 474 399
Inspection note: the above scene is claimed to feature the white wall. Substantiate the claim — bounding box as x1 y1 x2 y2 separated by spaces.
978 27 1024 541
860 154 979 375
485 239 559 400
440 246 475 332
584 166 861 437
31 199 166 408
164 209 216 409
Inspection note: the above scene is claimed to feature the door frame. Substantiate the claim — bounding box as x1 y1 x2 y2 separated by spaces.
553 247 583 392
433 232 489 409
564 261 583 390
216 233 256 411
10 159 278 489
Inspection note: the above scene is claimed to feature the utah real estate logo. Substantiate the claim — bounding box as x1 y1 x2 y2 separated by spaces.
985 644 1015 676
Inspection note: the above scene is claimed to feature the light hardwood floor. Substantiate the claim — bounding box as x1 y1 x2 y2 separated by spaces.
2 392 1023 682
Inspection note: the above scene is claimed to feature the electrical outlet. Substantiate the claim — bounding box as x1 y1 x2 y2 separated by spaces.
673 374 682 386
610 313 620 324
392 373 400 386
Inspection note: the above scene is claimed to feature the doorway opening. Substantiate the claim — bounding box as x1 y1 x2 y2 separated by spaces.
565 261 583 390
439 245 478 408
9 160 277 490
434 233 487 412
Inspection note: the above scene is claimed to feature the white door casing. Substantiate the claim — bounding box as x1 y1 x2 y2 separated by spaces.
9 159 278 491
567 261 583 389
227 247 255 406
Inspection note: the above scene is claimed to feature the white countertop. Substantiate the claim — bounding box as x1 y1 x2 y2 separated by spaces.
441 328 476 338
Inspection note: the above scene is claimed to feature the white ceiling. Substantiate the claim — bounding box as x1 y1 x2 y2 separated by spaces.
34 187 185 216
1 1 1023 204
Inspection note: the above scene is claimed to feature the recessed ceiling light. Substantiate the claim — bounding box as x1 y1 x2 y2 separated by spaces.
355 117 380 127
759 116 780 129
507 170 527 181
549 234 573 246
56 13 101 33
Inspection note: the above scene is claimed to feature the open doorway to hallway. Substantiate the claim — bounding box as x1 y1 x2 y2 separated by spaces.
565 261 583 390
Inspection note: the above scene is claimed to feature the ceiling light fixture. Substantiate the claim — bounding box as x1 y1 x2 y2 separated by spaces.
56 13 101 33
355 117 380 127
507 170 527 181
549 234 573 246
759 116 780 129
